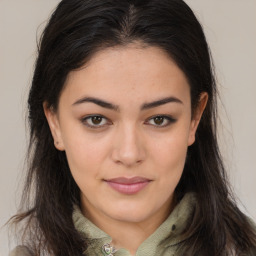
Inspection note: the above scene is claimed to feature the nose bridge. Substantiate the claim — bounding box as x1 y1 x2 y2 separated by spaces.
111 122 145 166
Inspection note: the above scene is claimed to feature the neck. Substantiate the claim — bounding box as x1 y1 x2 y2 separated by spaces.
81 196 176 255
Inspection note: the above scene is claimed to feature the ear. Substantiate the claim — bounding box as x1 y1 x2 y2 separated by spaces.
43 102 65 151
188 92 208 146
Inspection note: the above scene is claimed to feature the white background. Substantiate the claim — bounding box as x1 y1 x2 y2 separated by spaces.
0 1 255 255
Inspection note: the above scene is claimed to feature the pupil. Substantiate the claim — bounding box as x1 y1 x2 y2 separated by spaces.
92 116 102 124
154 116 164 125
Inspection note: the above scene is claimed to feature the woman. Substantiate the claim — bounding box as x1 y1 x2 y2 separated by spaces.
10 0 256 255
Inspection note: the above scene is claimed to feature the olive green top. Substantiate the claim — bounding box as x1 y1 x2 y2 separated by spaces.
72 192 196 256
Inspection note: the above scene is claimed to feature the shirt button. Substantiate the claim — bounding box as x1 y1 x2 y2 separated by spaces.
102 243 117 255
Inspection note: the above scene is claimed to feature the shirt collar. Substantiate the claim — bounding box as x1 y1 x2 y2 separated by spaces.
72 192 197 254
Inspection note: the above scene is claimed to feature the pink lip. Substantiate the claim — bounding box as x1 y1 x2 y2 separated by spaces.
105 177 151 195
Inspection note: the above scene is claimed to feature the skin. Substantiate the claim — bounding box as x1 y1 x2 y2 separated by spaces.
44 43 208 255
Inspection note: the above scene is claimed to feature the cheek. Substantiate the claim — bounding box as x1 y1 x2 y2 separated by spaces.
151 135 188 196
61 128 112 179
154 143 187 180
150 127 190 171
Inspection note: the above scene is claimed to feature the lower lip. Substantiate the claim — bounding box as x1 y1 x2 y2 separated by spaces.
106 181 150 195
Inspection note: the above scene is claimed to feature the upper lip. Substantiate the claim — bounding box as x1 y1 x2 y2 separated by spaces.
105 176 151 184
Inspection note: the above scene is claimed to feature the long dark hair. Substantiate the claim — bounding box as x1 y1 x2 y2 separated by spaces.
11 0 256 255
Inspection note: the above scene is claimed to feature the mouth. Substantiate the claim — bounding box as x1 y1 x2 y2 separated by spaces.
104 176 151 195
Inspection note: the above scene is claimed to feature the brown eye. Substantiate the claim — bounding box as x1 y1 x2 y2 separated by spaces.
81 115 109 128
91 116 103 125
147 115 176 127
153 116 164 125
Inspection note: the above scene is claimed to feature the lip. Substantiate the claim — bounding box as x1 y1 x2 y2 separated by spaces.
104 176 151 195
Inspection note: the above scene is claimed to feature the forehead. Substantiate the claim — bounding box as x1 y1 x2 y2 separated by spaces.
62 44 191 107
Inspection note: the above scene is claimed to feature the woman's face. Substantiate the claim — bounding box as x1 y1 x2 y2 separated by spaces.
45 44 207 225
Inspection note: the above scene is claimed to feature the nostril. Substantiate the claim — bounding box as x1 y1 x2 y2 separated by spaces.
111 147 145 167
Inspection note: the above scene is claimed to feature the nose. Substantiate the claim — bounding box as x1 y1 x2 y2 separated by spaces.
111 124 146 167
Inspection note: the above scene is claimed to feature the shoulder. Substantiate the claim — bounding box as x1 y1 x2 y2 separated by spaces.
9 246 33 256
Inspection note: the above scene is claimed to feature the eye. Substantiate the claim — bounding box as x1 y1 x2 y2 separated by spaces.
81 115 111 128
146 115 176 127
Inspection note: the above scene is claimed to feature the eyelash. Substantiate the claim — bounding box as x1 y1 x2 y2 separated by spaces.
80 115 176 129
146 115 176 127
81 115 111 129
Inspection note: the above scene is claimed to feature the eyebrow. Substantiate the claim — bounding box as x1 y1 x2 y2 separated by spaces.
72 97 119 111
72 96 183 111
141 96 183 110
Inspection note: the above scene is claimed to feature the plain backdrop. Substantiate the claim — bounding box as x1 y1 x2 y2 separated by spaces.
0 1 255 255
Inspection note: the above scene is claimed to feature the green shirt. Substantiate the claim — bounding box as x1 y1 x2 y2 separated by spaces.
72 193 196 256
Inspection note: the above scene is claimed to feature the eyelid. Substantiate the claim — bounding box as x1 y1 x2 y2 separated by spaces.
145 115 177 127
80 114 112 129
